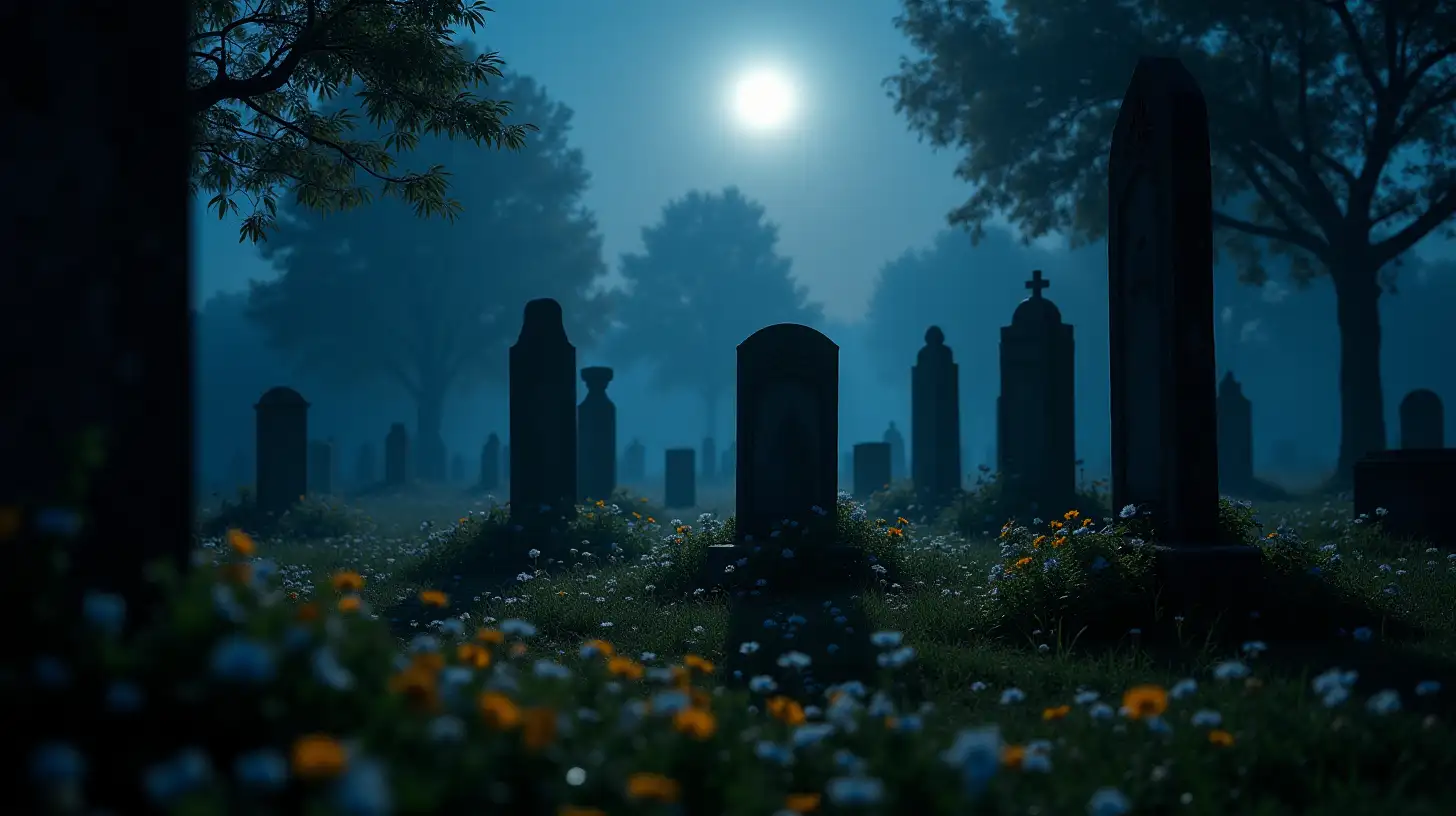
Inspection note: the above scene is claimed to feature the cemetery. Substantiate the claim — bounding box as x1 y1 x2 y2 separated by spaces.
12 8 1456 815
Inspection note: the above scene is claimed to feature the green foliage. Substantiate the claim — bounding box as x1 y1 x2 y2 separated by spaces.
189 0 535 242
199 490 375 540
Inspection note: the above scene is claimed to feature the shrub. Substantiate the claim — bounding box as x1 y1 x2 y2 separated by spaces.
198 491 375 540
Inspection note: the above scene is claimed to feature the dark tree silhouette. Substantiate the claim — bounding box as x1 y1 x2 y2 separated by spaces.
609 187 823 437
189 1 534 241
890 0 1456 484
248 72 608 481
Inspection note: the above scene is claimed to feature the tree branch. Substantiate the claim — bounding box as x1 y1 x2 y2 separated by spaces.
1372 187 1456 264
1212 209 1328 258
1322 0 1385 95
240 98 427 186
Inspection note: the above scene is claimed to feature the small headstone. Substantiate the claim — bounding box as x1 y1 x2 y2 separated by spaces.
997 270 1076 515
450 452 466 484
736 324 839 542
852 442 892 500
1400 389 1444 449
664 448 697 509
911 326 962 507
578 366 617 502
701 437 717 485
480 433 501 490
720 442 736 481
384 423 410 487
883 421 906 481
1217 372 1254 492
509 298 577 523
622 439 646 484
307 439 334 496
254 387 309 515
354 443 376 488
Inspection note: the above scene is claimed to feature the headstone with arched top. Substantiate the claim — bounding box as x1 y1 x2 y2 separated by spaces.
912 326 962 508
1400 389 1444 449
997 270 1076 516
509 298 577 525
255 386 309 515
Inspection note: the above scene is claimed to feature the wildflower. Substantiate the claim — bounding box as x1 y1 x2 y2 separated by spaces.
785 792 822 812
210 636 275 684
1416 680 1441 696
768 696 807 725
457 643 491 669
877 646 916 668
870 631 904 648
749 675 778 693
291 735 347 780
1366 689 1402 715
1087 787 1132 816
1190 709 1222 727
1208 729 1235 747
1088 702 1114 720
388 667 439 711
777 651 812 669
533 660 572 680
999 688 1025 705
233 749 288 792
82 591 126 635
685 654 715 674
331 571 364 592
1212 661 1251 680
1043 705 1071 721
1013 557 1032 569
673 707 718 740
337 595 363 613
227 528 256 556
479 692 522 729
312 648 355 691
523 707 559 751
30 741 85 789
501 619 538 637
626 772 680 802
1000 744 1026 769
419 589 449 608
825 776 885 806
580 639 615 659
1122 685 1168 720
476 628 506 644
1169 678 1197 699
334 756 391 815
942 725 1000 797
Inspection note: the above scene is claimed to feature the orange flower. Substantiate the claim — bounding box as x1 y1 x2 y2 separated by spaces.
457 643 491 669
607 656 644 680
558 808 606 816
1013 557 1032 569
1051 536 1068 548
419 589 449 608
479 691 521 729
337 595 362 613
523 707 558 751
785 792 822 813
410 652 445 674
1209 729 1235 747
626 773 680 802
1122 684 1169 720
227 528 256 557
669 665 692 688
582 639 615 658
897 516 910 526
673 707 717 740
388 668 438 711
1064 510 1080 520
1049 520 1064 530
291 734 347 779
296 602 320 622
684 654 714 674
767 695 806 726
331 570 364 592
475 628 505 645
1042 705 1071 721
887 527 904 538
1000 744 1025 768
1032 535 1047 548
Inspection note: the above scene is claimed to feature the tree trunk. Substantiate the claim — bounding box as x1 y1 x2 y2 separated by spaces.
1329 258 1388 489
414 381 449 483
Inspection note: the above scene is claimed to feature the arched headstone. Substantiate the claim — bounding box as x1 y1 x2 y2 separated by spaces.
254 387 309 514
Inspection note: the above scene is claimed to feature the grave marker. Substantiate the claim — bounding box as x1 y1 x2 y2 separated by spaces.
998 270 1076 515
1400 389 1444 449
578 366 617 501
852 442 892 500
255 387 309 515
1356 388 1452 543
664 448 697 509
912 326 962 506
509 298 577 523
883 421 906 481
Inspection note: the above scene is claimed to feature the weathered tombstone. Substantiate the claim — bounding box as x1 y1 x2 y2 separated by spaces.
578 366 617 501
384 423 410 487
701 437 717 485
911 326 962 507
1107 57 1227 554
255 387 309 515
997 270 1076 515
736 324 839 542
480 433 501 490
883 421 906 481
852 442 892 500
1217 372 1254 492
1400 389 1444 449
307 439 334 496
622 439 646 484
664 448 697 509
450 452 466 484
509 298 577 524
355 443 377 488
720 443 736 482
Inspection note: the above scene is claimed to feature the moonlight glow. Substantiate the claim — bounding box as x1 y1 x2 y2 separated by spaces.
732 69 796 132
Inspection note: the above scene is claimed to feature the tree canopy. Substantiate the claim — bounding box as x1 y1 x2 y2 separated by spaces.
247 71 607 479
189 0 535 242
609 187 823 436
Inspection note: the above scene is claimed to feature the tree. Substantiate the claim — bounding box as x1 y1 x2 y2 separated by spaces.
189 0 534 242
247 71 608 481
889 0 1456 484
610 188 823 438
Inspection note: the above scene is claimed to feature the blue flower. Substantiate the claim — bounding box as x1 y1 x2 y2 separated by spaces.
30 742 85 788
1087 786 1133 816
333 757 391 816
144 748 213 805
500 619 537 637
82 592 126 635
755 741 794 766
233 749 288 792
106 682 144 714
869 631 904 648
941 725 1000 797
35 507 83 537
313 648 355 691
210 636 276 684
1366 689 1401 715
826 776 885 806
999 687 1025 705
34 656 72 689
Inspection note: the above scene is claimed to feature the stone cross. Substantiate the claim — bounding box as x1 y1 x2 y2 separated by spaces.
664 448 697 509
852 442 892 500
578 366 617 502
1107 57 1221 547
307 439 334 496
254 387 309 515
384 423 410 487
998 271 1076 516
509 298 577 524
736 323 839 542
883 421 906 481
911 326 962 507
480 433 501 490
1217 372 1254 492
1399 389 1444 449
622 439 646 485
355 443 376 488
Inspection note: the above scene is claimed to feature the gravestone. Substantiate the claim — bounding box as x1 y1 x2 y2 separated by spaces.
384 423 410 487
664 448 697 509
307 439 334 496
1107 57 1230 561
702 437 717 485
911 326 962 507
355 443 377 488
1400 389 1444 449
1217 372 1254 492
883 421 906 481
255 387 309 515
997 270 1076 516
480 433 501 490
509 298 577 524
736 324 839 542
622 439 646 484
578 366 617 502
852 442 892 500
450 453 466 484
721 443 736 482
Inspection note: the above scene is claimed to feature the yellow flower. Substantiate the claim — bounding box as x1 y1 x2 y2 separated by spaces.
582 639 615 658
523 707 558 751
1000 744 1025 768
331 570 364 592
684 654 714 674
886 527 904 538
296 602 320 622
1209 729 1235 747
1032 535 1047 548
337 595 362 613
676 524 691 534
785 792 822 813
1052 536 1067 548
419 589 449 608
479 691 522 729
1064 509 1080 520
1042 705 1071 721
608 656 645 680
558 808 606 816
639 497 649 503
1082 518 1094 527
646 516 656 524
673 707 717 740
767 695 806 726
669 665 692 688
291 734 347 779
626 773 681 802
897 516 910 526
632 511 642 519
457 643 491 669
1122 684 1169 720
1049 520 1064 530
388 667 439 711
595 499 606 507
475 628 505 645
227 528 256 557
1013 556 1032 569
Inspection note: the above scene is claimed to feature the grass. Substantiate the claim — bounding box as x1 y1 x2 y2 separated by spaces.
15 481 1456 814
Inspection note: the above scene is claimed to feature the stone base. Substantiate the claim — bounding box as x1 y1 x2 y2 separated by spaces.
1152 543 1263 620
1353 449 1456 545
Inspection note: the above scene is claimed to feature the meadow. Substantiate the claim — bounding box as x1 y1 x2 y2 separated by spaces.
17 480 1456 815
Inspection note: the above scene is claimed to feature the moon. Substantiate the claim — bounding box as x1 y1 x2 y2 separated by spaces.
732 69 796 132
